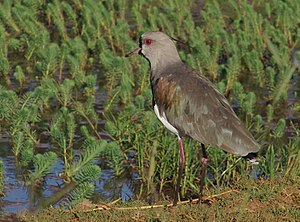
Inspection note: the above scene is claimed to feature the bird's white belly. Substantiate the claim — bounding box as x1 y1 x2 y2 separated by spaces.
154 104 179 137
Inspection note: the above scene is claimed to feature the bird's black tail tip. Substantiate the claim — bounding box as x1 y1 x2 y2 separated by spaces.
243 152 259 165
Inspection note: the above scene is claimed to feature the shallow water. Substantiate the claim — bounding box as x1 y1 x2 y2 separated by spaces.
0 89 137 213
1 110 299 213
0 142 137 213
1 64 300 214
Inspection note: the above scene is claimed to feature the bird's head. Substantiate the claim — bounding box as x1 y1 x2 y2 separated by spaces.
126 32 182 71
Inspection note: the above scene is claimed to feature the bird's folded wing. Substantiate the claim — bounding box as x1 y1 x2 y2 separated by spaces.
153 67 259 156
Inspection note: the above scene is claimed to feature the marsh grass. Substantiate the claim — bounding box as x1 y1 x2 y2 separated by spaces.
18 176 300 222
0 160 3 197
0 0 299 213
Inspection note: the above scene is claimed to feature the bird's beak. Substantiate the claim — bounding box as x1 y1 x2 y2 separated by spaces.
125 47 141 57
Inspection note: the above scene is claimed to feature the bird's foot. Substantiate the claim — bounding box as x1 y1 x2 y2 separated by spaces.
201 157 208 165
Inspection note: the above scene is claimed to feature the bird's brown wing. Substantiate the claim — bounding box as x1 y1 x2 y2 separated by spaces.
153 67 259 156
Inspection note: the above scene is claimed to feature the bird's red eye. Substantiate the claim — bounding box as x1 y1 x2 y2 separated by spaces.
144 38 152 46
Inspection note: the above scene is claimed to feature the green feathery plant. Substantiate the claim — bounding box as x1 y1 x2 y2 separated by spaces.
0 89 40 166
13 66 26 91
68 139 106 178
284 124 300 178
0 0 20 33
47 0 67 39
58 140 105 207
0 0 299 210
36 43 60 77
50 107 76 177
105 141 125 176
41 78 75 107
29 152 58 183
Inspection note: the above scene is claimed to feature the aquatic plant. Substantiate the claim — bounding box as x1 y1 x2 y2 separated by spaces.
29 152 58 182
0 0 299 211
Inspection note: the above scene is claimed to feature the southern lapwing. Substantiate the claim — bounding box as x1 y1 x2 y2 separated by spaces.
126 31 260 206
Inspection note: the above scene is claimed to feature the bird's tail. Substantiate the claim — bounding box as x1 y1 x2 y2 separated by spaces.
243 152 259 165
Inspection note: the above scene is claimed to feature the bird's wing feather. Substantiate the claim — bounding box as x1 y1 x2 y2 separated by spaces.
153 66 259 156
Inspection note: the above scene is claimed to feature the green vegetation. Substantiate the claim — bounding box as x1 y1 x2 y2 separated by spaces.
0 0 299 220
19 177 300 221
0 160 4 197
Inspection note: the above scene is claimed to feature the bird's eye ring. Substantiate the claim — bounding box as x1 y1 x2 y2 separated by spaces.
144 39 152 46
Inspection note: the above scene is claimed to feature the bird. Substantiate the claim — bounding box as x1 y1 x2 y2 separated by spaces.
126 31 260 206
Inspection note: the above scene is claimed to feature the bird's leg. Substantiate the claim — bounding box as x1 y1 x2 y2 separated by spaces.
199 143 208 203
173 136 185 206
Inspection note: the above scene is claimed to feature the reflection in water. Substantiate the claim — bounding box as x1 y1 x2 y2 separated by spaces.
0 89 138 213
0 144 137 213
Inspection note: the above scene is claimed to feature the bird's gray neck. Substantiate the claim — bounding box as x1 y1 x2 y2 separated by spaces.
149 53 182 81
